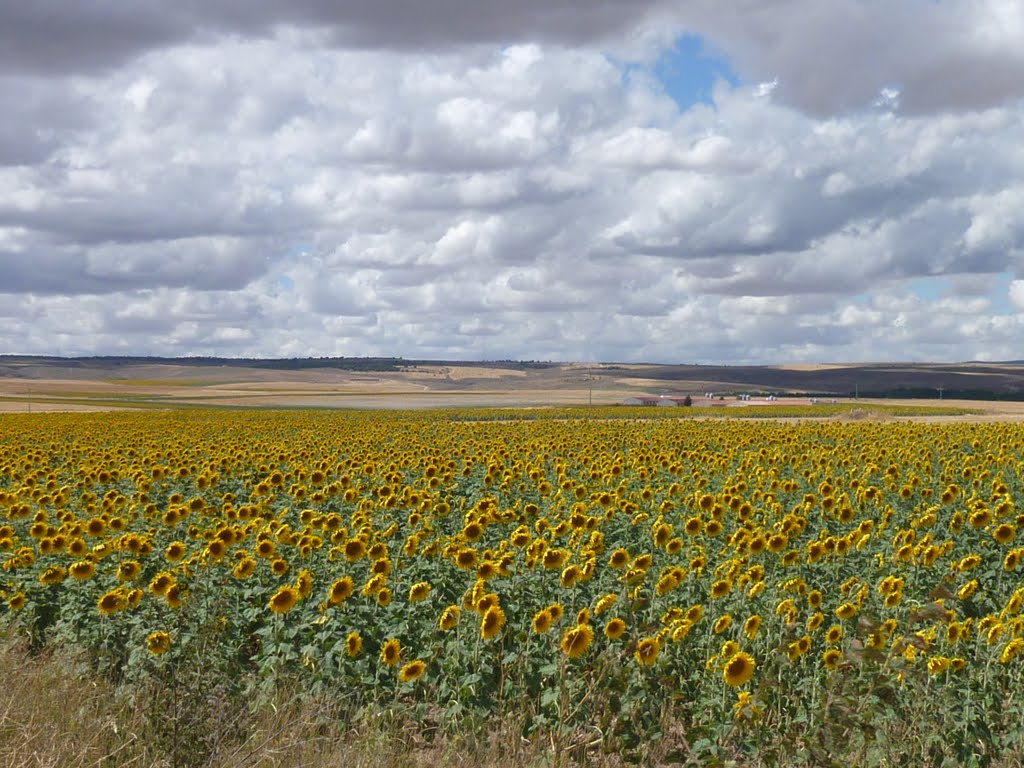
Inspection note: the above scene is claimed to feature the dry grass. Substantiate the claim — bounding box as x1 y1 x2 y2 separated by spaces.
0 633 607 768
4 632 1024 768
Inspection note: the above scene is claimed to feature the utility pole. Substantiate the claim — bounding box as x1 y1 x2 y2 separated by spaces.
937 385 944 401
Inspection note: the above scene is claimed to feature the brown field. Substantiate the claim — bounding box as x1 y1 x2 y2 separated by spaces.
2 359 1024 420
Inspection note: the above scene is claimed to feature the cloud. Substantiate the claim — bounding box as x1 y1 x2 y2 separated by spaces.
0 0 669 75
2 6 1024 364
669 0 1024 114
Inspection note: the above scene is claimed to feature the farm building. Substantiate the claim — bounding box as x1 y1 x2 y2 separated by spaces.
622 395 692 406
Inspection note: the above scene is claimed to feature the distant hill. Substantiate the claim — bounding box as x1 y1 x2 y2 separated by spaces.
0 355 559 374
2 356 1023 400
605 362 1024 401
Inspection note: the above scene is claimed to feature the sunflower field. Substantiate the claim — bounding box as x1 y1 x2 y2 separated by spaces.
2 408 1024 765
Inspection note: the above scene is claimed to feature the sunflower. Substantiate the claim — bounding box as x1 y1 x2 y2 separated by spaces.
205 540 226 560
462 521 484 542
438 605 460 631
671 621 692 642
722 651 756 686
743 615 762 640
233 557 257 579
477 561 498 580
634 636 662 666
959 553 982 571
343 539 366 562
781 550 801 567
594 593 618 616
604 617 627 640
532 608 553 634
475 592 500 615
1007 590 1023 615
994 524 1016 545
733 690 762 722
510 526 531 548
719 640 740 662
7 592 26 611
480 605 506 640
162 581 183 607
710 579 731 599
67 537 87 556
824 623 843 645
255 539 277 558
822 648 843 670
546 603 565 623
346 631 363 657
268 586 300 614
560 564 582 589
380 638 401 666
69 560 96 581
654 573 676 596
97 589 126 616
796 634 812 655
376 588 393 607
927 656 952 674
38 566 66 586
608 548 630 569
399 659 427 683
866 631 885 650
295 569 314 598
146 631 171 655
713 615 732 635
560 624 594 659
116 560 141 582
835 603 858 620
957 580 979 601
165 541 187 561
945 621 963 644
1000 638 1024 664
969 510 992 529
328 576 354 605
454 548 478 569
543 548 570 570
362 573 387 598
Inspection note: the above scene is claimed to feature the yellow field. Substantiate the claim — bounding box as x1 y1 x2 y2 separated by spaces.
2 408 1024 765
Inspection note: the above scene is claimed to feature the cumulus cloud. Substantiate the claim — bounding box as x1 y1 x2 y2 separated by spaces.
1 3 1024 363
669 0 1024 114
0 0 668 75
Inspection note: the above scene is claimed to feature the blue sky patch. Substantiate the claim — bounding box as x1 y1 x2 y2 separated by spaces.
653 34 741 110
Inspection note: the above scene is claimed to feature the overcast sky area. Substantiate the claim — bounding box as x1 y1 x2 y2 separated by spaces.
2 1 1024 363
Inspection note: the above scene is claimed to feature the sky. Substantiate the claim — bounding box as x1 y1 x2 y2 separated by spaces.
2 1 1024 364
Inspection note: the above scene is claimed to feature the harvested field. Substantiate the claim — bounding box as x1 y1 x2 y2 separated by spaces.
2 359 1024 419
